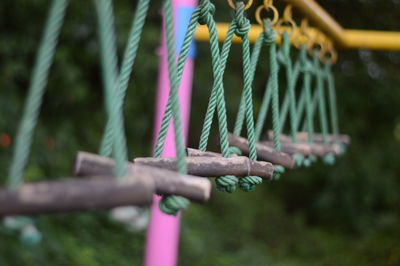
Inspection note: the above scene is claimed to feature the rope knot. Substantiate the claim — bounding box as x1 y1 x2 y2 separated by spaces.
198 0 215 25
233 2 250 38
216 175 238 193
239 176 263 192
299 45 313 73
262 19 276 45
272 165 285 180
159 195 190 215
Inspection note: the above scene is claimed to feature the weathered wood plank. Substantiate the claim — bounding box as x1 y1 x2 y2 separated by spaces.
0 174 154 216
227 133 294 169
74 152 212 202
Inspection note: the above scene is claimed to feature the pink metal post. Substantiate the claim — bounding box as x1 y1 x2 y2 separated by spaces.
143 0 197 265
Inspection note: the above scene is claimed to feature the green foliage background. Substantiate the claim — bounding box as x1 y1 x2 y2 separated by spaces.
1 0 400 265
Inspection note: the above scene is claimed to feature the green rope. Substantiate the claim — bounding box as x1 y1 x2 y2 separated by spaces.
277 32 307 166
312 50 336 164
261 20 284 180
6 0 69 246
197 2 241 193
298 44 315 167
99 0 150 169
324 59 344 154
158 0 191 215
95 0 128 178
277 32 298 143
229 2 262 192
299 45 315 143
7 0 68 188
197 14 235 159
153 5 202 158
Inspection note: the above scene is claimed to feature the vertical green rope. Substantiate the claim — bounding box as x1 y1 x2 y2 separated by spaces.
197 19 236 158
278 32 298 143
197 1 241 193
313 51 329 143
158 0 190 215
300 45 315 144
7 0 69 189
95 0 128 178
313 51 336 164
230 2 262 192
6 0 69 246
99 0 150 165
324 60 339 139
153 6 201 158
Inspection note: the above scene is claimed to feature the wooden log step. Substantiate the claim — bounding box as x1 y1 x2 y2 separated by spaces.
186 148 223 158
259 141 312 156
265 131 342 156
227 133 294 169
133 156 274 180
266 130 350 145
74 152 212 203
0 174 154 216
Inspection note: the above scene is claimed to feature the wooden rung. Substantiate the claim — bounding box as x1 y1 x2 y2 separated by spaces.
186 148 227 158
74 152 212 203
266 130 351 145
227 133 294 169
0 174 154 216
265 131 342 156
259 141 312 156
133 156 274 180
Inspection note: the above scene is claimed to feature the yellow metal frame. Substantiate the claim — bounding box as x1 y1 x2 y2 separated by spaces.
194 0 400 51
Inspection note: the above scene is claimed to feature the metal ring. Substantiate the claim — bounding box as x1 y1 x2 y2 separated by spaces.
322 47 338 64
294 19 311 48
255 5 279 26
275 18 297 37
227 0 253 11
308 32 325 56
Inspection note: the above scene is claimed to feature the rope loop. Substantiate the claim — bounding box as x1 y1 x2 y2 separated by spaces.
233 2 251 38
216 175 239 193
159 195 190 216
272 165 285 180
228 146 242 156
262 19 276 45
198 0 215 25
239 176 263 192
292 153 304 167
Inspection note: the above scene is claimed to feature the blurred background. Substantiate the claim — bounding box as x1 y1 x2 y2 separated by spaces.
1 0 400 265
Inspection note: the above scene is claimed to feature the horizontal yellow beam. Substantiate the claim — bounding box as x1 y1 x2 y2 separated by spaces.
194 24 400 51
343 29 400 50
194 0 400 51
283 0 346 47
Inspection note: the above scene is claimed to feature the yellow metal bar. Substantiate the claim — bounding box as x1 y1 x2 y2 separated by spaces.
343 30 400 51
195 8 400 51
283 0 346 46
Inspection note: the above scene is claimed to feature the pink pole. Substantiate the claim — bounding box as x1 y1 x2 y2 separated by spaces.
143 0 197 265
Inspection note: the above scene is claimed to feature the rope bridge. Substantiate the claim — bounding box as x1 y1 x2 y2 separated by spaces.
0 0 348 244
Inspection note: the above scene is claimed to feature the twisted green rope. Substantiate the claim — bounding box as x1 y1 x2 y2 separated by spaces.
298 44 315 166
6 0 69 245
7 0 68 189
153 5 202 158
324 59 344 154
277 32 308 166
99 0 150 169
95 0 128 178
229 2 262 192
197 13 235 158
197 2 242 193
260 20 284 179
312 50 336 164
158 0 191 215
